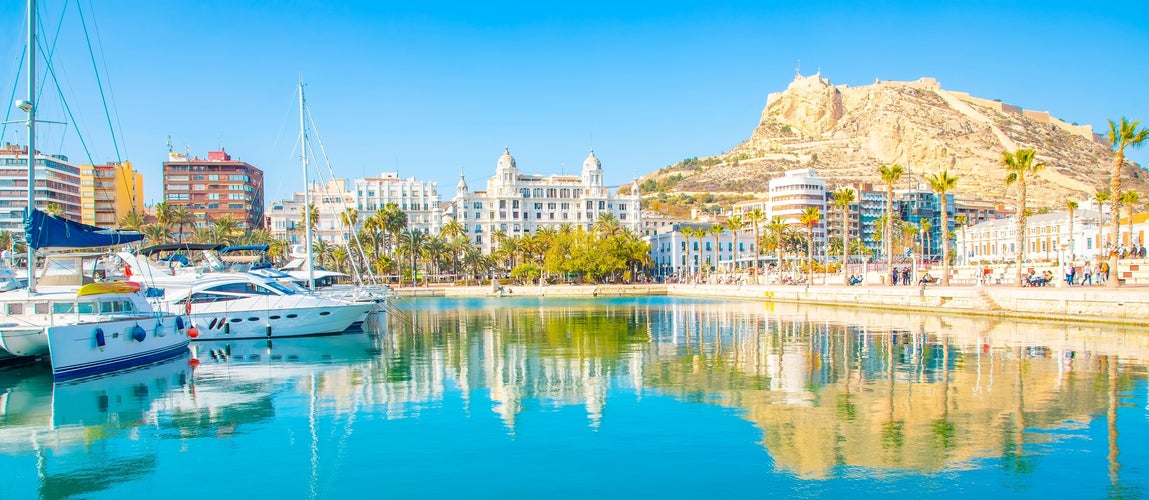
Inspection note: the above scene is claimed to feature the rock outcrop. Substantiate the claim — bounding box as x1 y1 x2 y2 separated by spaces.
650 73 1145 207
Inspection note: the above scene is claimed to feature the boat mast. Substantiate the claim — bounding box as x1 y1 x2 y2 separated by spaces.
299 82 314 291
24 0 37 293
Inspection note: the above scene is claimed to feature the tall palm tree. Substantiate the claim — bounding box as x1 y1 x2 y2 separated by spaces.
879 164 905 271
154 201 173 229
1002 149 1045 286
211 214 241 245
1120 190 1142 251
708 224 724 273
832 187 856 284
725 215 743 272
766 217 788 272
170 205 195 244
680 226 698 277
926 170 958 285
1065 200 1078 260
744 207 766 270
800 207 821 279
1106 118 1149 287
339 206 359 244
119 210 146 231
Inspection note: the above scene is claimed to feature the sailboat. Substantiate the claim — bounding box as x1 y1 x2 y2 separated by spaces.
286 83 390 307
0 0 190 379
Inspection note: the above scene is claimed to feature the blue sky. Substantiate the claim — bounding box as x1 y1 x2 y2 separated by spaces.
1 0 1147 204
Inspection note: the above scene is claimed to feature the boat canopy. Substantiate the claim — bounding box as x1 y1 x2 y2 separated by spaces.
25 209 144 250
138 243 225 256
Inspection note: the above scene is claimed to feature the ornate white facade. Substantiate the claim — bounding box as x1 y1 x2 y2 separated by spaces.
449 149 642 254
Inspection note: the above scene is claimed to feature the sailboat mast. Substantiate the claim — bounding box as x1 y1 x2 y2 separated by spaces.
24 0 37 293
299 82 315 291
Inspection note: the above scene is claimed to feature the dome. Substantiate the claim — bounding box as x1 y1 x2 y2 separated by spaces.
456 172 469 193
582 149 601 171
497 148 516 170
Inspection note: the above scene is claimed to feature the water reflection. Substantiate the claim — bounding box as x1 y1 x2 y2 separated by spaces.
0 297 1146 496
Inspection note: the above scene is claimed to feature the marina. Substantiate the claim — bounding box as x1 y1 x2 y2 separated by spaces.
3 296 1149 497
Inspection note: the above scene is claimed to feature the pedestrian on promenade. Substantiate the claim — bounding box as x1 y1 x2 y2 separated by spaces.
891 267 898 286
901 267 911 286
1099 261 1110 285
1063 262 1074 286
1082 261 1093 286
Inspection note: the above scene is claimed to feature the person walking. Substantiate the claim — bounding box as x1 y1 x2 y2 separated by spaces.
901 267 911 286
1099 260 1110 285
1082 261 1093 286
1063 262 1073 286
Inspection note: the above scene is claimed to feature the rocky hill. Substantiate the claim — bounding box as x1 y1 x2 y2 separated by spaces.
646 73 1146 208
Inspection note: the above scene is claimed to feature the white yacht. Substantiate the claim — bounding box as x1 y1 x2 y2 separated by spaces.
116 252 371 340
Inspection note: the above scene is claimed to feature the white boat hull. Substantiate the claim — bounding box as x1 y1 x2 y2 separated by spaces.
45 316 190 380
174 297 373 340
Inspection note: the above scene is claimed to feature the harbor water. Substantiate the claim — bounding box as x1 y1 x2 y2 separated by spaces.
2 296 1148 498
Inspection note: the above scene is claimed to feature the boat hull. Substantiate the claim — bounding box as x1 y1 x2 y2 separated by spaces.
45 317 190 381
177 298 373 340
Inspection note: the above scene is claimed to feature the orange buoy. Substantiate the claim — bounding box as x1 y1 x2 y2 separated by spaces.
189 358 200 368
187 327 199 339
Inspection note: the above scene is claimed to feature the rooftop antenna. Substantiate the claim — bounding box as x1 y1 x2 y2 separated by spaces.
216 133 222 150
795 59 801 78
166 135 173 153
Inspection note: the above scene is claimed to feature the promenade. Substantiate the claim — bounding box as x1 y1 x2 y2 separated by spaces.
392 281 1149 327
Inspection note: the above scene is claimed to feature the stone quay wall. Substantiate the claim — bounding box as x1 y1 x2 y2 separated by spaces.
393 283 1149 326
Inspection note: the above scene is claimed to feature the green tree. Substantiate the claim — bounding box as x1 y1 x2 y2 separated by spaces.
170 205 195 244
1002 149 1044 286
725 215 743 272
119 210 146 231
880 164 905 269
800 207 821 278
832 187 856 284
1106 118 1149 288
744 207 766 270
926 170 958 285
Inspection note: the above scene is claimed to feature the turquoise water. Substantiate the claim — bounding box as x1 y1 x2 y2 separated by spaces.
2 296 1148 498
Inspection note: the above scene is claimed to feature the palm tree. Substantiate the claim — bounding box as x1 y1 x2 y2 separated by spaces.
926 170 958 285
154 201 173 229
879 164 905 271
955 215 969 266
1002 149 1045 286
744 207 766 270
799 207 821 280
1095 189 1112 252
593 212 623 238
141 224 169 245
210 214 241 245
1106 118 1149 288
1066 200 1078 261
708 224 724 273
766 217 788 273
725 215 743 272
1120 190 1142 251
119 210 146 231
45 202 62 216
679 226 698 278
832 187 856 284
300 203 319 234
169 205 195 243
339 206 359 244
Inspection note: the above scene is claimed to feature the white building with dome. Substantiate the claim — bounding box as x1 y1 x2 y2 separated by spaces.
449 148 642 254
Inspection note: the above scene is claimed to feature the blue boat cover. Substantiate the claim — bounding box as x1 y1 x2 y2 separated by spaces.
24 209 144 249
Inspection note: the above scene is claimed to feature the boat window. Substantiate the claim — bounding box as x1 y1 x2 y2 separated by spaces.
99 301 113 313
190 292 237 304
263 281 295 295
205 283 255 295
35 302 49 314
52 302 75 314
77 302 96 314
7 303 22 315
